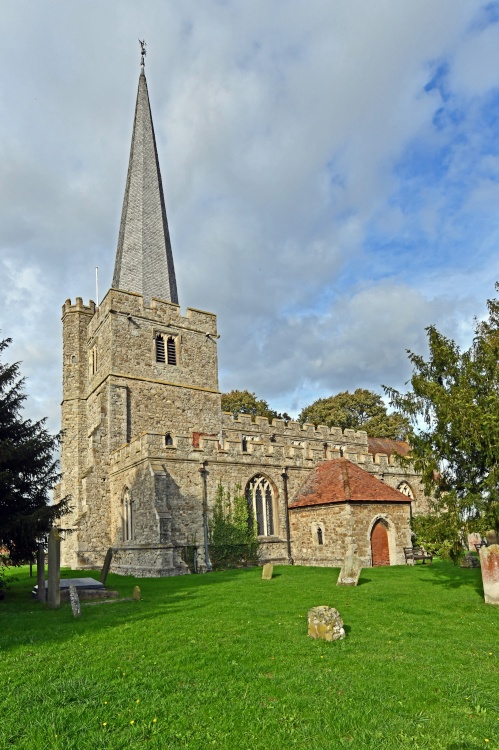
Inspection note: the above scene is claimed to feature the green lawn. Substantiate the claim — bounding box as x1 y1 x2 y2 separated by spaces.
0 561 498 750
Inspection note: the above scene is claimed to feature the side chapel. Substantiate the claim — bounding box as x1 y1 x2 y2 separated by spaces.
56 56 430 576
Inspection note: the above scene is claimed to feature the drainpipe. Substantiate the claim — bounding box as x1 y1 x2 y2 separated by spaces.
199 462 212 572
281 466 294 564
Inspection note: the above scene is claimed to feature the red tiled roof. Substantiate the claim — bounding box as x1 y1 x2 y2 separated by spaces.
289 458 410 509
367 437 411 458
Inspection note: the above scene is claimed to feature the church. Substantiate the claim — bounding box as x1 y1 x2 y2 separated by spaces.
55 56 430 577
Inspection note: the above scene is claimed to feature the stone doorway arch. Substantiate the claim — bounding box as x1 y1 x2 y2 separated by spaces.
371 519 390 566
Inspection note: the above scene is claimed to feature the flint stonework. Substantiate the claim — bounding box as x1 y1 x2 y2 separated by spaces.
480 544 499 605
307 606 345 641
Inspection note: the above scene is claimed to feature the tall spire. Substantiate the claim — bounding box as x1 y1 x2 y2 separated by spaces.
112 45 179 305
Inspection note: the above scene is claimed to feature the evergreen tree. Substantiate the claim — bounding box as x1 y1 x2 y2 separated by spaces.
299 388 409 439
0 337 69 564
384 287 499 540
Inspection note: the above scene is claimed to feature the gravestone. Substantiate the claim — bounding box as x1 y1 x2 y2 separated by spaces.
307 606 345 641
479 544 499 605
486 530 499 546
261 563 274 580
47 528 61 609
132 585 141 601
460 552 480 569
100 548 113 585
69 585 81 618
337 550 362 586
37 543 45 602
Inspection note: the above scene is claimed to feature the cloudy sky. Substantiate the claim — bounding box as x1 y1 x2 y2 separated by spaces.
2 1 499 430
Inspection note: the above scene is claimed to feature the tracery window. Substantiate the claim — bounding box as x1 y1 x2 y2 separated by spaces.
397 481 415 499
122 488 133 541
246 474 276 536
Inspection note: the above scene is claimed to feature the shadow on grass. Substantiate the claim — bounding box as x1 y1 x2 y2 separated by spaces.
423 559 484 598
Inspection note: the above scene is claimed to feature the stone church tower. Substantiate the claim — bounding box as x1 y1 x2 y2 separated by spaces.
57 57 429 576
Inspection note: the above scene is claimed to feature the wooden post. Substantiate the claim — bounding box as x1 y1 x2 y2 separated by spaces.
47 528 61 609
37 543 45 602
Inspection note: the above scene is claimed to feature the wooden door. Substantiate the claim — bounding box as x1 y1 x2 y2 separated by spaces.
371 520 390 566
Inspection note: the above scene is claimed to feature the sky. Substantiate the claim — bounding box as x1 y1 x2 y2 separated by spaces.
2 1 499 431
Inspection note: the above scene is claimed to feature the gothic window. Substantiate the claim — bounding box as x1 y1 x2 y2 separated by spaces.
317 526 324 545
155 334 166 363
165 433 173 446
242 436 248 452
246 474 276 537
155 334 177 365
122 488 133 541
397 481 415 499
88 346 98 377
167 336 177 365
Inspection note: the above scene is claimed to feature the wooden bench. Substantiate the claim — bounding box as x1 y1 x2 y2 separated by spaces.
404 546 433 565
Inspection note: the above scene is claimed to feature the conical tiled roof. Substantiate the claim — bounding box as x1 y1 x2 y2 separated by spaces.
112 67 178 305
289 459 410 508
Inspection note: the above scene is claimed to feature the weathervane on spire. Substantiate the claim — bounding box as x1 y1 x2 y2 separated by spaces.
139 39 146 68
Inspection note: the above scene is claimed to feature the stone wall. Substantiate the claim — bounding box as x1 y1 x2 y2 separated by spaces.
290 502 411 567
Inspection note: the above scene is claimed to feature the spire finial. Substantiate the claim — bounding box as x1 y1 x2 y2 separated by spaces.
139 39 146 71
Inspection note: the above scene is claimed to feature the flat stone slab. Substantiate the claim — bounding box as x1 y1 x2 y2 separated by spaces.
32 578 105 598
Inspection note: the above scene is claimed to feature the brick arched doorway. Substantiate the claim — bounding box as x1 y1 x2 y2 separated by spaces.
371 519 390 566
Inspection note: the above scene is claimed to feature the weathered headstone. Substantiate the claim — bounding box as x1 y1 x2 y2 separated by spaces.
261 563 274 580
37 543 45 602
486 530 499 546
307 606 345 641
100 547 113 584
132 585 141 601
337 550 362 586
480 544 499 605
47 528 61 609
460 552 480 569
69 585 81 618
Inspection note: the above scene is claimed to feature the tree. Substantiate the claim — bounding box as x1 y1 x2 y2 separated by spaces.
298 388 410 439
384 288 499 542
221 389 290 422
208 483 258 569
0 337 69 564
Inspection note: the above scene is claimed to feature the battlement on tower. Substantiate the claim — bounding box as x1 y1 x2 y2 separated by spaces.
85 288 217 338
62 297 96 317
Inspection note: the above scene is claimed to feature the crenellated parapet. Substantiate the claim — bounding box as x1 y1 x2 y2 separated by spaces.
109 425 417 478
62 297 96 318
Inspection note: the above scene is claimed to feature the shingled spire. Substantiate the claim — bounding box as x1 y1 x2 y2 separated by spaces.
113 52 178 305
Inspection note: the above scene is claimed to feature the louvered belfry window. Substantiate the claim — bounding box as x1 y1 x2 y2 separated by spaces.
155 334 166 363
167 336 177 365
246 475 276 536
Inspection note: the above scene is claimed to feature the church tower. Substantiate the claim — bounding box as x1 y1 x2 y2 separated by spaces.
58 50 221 574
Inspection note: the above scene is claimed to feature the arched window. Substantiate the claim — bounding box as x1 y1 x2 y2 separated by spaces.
246 475 276 536
155 335 166 363
165 433 173 446
166 336 177 365
122 488 133 541
317 526 324 545
397 481 415 499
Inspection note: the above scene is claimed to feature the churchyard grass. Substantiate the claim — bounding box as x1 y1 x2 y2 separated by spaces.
1 561 498 750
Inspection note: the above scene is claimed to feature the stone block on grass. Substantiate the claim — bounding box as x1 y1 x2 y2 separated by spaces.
261 563 274 580
307 606 345 641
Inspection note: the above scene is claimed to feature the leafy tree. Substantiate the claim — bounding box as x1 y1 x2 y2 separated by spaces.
221 389 290 422
0 337 69 564
209 483 258 569
384 289 499 552
298 388 409 439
